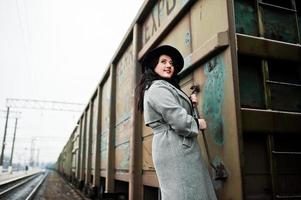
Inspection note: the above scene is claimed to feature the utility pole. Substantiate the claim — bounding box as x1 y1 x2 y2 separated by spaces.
0 106 10 173
9 118 18 174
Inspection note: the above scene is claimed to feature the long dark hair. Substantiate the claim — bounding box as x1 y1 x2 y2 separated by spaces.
136 57 180 113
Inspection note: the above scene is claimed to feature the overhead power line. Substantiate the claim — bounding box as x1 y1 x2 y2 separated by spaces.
1 98 84 170
0 110 21 119
6 98 84 112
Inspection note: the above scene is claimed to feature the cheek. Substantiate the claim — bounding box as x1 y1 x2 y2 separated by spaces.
155 64 163 73
171 68 175 75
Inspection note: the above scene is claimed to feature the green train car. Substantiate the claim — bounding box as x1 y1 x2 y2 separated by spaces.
56 0 301 199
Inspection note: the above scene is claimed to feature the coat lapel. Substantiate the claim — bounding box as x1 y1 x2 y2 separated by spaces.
160 80 193 108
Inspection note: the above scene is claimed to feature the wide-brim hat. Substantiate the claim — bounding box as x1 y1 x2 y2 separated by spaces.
141 45 184 74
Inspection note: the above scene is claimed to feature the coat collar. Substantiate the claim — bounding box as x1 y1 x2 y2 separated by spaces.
157 80 192 106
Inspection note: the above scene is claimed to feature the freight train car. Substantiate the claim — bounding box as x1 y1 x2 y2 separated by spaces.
56 0 301 199
57 130 74 181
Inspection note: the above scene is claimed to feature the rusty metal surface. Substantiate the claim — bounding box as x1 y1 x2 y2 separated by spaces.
243 133 271 199
238 55 265 108
243 132 301 199
236 34 301 62
234 0 301 45
234 0 259 36
267 59 301 112
272 135 301 197
261 5 298 43
187 50 243 199
241 108 301 133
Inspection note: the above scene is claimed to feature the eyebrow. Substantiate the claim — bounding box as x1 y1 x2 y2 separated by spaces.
160 57 173 62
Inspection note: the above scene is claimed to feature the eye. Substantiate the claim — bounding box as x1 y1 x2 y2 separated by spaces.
161 60 167 64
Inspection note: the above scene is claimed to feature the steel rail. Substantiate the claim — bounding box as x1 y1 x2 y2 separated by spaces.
0 171 42 187
25 171 48 200
0 172 43 198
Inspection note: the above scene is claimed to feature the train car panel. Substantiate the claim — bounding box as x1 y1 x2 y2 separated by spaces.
115 44 134 146
89 94 99 187
100 77 111 174
180 49 243 199
157 13 192 59
115 142 130 175
233 0 259 36
114 44 135 174
141 117 155 186
141 0 193 47
79 113 87 187
218 49 244 199
72 125 80 182
190 0 228 52
84 105 92 186
142 134 154 171
66 133 74 180
141 115 152 169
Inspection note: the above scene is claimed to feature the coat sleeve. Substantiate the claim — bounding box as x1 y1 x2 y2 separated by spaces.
146 84 199 137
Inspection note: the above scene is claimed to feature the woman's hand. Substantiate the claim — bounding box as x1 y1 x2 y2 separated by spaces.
198 118 207 130
190 93 198 106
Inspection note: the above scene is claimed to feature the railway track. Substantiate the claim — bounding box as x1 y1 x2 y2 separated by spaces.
0 171 47 200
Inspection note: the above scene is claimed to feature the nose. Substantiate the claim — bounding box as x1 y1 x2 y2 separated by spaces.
166 62 172 68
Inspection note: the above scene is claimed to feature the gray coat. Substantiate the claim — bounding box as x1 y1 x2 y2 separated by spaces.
144 80 217 200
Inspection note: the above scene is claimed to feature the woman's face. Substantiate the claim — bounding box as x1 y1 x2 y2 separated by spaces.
154 54 175 78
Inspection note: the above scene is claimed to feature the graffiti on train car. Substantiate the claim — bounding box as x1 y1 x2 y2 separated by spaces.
202 55 225 146
116 47 134 125
117 49 133 84
142 0 192 45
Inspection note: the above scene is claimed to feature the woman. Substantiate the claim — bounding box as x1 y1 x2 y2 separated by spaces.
136 45 217 200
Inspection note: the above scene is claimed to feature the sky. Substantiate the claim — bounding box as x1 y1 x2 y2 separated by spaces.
0 0 143 166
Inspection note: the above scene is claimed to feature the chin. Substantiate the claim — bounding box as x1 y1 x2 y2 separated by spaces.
163 73 173 78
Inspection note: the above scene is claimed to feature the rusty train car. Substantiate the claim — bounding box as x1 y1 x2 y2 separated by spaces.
56 0 301 199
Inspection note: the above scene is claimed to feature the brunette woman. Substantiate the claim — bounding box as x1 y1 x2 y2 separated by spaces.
136 45 217 200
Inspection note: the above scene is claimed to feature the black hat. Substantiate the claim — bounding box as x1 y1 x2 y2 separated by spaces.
141 45 184 74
